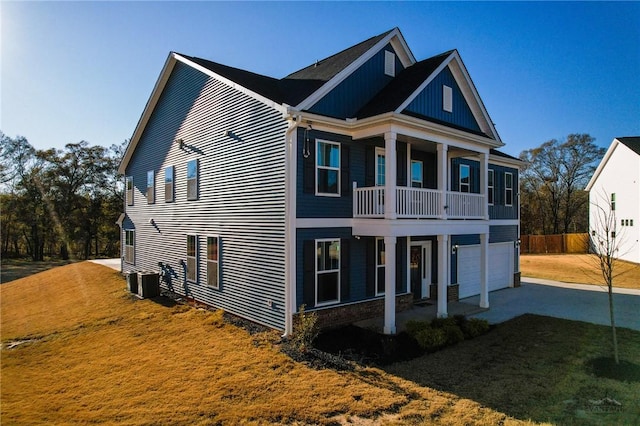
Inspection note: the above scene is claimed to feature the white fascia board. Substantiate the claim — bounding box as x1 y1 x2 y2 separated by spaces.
295 29 416 111
352 218 489 237
585 138 619 191
119 53 178 174
174 54 287 115
489 153 523 169
389 29 417 67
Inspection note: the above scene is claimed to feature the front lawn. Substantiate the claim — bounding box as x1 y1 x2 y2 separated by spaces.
521 254 640 289
2 262 638 424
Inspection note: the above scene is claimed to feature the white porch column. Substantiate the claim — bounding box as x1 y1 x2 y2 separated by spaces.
383 236 397 334
437 234 449 318
384 132 397 220
480 233 489 308
437 144 448 219
480 152 489 220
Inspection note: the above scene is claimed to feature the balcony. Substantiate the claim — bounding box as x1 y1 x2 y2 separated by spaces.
353 186 485 219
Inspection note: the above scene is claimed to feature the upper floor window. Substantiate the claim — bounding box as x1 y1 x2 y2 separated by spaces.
187 159 198 200
505 172 513 206
376 238 385 295
124 229 135 264
376 147 386 186
411 160 423 188
126 176 134 206
443 85 453 113
488 169 494 205
611 193 616 211
186 234 197 282
316 239 340 305
384 51 396 77
146 170 155 204
316 140 340 196
207 236 219 289
165 166 174 202
459 164 470 193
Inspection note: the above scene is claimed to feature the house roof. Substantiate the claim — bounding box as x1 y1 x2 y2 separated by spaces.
585 136 640 191
617 136 640 155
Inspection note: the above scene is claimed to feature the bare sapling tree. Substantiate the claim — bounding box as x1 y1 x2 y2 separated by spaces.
589 189 624 364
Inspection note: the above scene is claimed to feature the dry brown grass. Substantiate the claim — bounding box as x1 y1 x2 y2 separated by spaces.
521 254 640 289
1 262 535 425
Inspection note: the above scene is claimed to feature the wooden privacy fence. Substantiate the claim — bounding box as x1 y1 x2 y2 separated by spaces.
520 233 589 254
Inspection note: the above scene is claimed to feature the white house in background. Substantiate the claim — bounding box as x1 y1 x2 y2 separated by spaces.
586 137 640 264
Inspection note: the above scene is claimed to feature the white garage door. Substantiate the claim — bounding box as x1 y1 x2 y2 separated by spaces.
457 243 514 299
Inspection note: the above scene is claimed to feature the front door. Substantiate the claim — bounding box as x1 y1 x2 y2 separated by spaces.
410 242 432 300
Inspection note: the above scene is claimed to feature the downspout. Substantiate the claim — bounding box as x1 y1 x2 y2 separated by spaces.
283 111 300 337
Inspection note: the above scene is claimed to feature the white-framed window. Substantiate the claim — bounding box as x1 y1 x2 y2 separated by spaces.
126 176 134 206
187 159 198 200
146 170 155 204
186 234 197 282
207 236 219 288
443 85 453 113
316 239 340 305
316 140 340 196
505 172 513 206
488 169 494 205
384 51 396 77
375 238 385 295
459 164 470 193
411 160 423 188
165 166 174 202
124 229 135 264
376 147 386 186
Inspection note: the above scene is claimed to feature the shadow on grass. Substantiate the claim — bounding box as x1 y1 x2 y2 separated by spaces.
1 258 75 284
381 314 640 424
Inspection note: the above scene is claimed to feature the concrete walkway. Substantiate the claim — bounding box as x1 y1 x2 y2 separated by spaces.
88 258 121 271
466 277 640 331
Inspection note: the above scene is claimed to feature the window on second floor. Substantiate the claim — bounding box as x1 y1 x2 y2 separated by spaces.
411 160 423 188
459 164 470 193
164 166 174 202
505 172 513 206
316 140 340 196
187 159 198 201
611 193 616 211
126 176 134 206
488 169 494 205
146 170 155 204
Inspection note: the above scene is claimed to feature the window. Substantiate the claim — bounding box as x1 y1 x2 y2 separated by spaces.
443 85 453 112
164 166 174 202
411 160 423 188
316 239 340 305
124 230 135 264
611 193 616 211
186 235 197 282
126 176 134 206
376 238 385 295
376 148 386 186
622 219 625 227
631 219 634 226
505 172 513 206
488 169 494 205
384 51 396 77
146 170 155 204
459 164 470 193
316 141 340 195
207 236 219 288
187 160 198 200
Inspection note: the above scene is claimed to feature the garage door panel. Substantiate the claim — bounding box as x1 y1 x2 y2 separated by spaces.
457 243 513 299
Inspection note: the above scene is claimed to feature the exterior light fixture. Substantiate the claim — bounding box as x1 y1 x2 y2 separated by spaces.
451 244 459 254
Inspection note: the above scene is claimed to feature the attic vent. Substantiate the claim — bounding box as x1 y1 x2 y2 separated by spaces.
443 85 453 112
384 51 395 77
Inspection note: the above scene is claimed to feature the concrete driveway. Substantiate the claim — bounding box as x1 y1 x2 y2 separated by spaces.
466 277 640 331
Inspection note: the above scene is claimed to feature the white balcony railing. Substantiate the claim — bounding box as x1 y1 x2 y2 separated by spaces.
353 185 485 219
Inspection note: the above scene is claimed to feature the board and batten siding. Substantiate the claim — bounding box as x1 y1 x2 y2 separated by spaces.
123 61 289 330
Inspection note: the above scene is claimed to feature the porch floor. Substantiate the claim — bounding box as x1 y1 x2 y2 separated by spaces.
354 300 488 334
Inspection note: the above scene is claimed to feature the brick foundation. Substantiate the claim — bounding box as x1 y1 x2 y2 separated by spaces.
429 284 460 301
304 294 414 330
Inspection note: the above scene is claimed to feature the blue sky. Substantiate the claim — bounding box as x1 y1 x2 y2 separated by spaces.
2 1 639 157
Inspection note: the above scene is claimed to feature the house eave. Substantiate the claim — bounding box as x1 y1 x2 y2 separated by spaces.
585 138 620 191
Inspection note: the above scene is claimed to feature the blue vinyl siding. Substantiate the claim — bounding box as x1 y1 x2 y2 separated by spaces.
489 164 519 220
404 66 481 133
489 225 518 243
309 45 404 118
124 61 288 330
